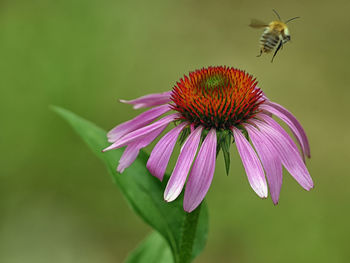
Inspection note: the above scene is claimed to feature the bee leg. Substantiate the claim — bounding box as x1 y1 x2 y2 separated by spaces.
271 41 283 63
256 49 263 57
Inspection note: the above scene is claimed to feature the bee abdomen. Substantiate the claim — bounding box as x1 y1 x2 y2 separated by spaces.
260 32 279 53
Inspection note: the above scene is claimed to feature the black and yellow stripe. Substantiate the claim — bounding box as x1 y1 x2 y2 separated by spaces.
260 31 280 53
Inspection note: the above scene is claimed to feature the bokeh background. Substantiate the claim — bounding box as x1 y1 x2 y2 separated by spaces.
1 0 349 262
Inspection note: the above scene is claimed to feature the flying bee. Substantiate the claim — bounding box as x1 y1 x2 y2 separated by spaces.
249 9 300 62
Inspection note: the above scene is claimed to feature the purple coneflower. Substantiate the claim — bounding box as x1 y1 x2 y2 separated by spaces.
103 66 313 212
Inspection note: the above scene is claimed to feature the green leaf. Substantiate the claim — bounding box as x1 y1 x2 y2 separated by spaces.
52 106 208 263
125 231 173 263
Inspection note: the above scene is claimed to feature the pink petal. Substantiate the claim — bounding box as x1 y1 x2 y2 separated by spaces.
255 114 314 190
261 102 311 158
190 124 195 133
103 113 179 152
183 128 217 212
164 126 203 202
117 127 166 173
107 105 170 143
147 122 188 181
245 123 283 205
117 144 140 173
232 127 268 198
120 91 172 109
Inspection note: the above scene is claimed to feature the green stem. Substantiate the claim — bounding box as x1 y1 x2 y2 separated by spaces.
178 205 202 263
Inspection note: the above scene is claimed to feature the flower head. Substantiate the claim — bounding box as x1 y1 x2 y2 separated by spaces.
171 67 262 129
104 66 313 212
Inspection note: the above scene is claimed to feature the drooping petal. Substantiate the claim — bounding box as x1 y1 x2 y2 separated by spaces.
190 123 195 133
245 123 283 205
107 104 170 143
255 114 314 190
164 126 203 202
120 91 172 109
117 127 166 173
261 102 311 158
117 144 140 173
103 113 179 152
183 128 217 212
232 127 268 198
147 122 188 181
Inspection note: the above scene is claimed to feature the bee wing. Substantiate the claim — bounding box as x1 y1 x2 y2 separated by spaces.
249 19 268 28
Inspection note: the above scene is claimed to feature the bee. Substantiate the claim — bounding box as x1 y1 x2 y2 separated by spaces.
249 9 300 62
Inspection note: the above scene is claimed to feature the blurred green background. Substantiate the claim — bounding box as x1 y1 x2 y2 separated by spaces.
1 0 349 262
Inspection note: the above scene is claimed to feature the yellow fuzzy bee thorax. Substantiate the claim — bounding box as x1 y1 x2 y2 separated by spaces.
268 21 287 32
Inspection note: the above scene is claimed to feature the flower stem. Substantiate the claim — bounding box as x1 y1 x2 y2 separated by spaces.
179 204 202 263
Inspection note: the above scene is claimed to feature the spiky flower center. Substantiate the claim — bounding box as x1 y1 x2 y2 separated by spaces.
171 66 264 129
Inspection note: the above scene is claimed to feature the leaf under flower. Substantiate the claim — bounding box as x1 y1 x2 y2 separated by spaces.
51 106 208 263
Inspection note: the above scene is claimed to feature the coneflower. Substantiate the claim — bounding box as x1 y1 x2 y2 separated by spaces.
103 66 313 212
